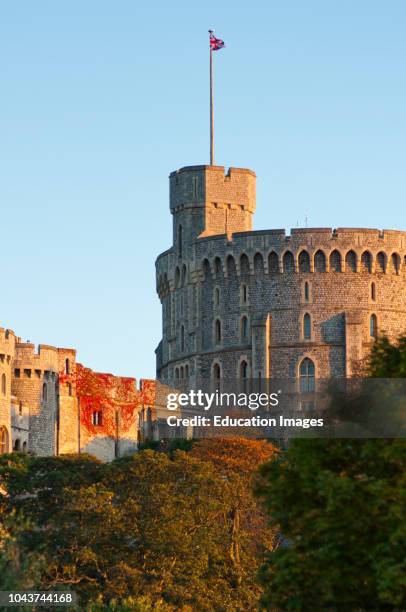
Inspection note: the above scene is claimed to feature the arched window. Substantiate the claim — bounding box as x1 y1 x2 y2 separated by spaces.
376 252 386 273
226 255 236 277
42 383 47 402
391 253 400 274
240 360 248 392
180 366 184 379
213 363 221 390
241 316 249 341
181 264 187 286
371 282 376 301
0 427 9 454
177 225 183 258
180 325 185 352
314 250 326 272
65 358 70 375
241 283 248 304
215 319 222 344
298 250 310 273
202 259 211 279
345 250 357 272
303 313 311 340
214 287 220 307
361 251 372 273
240 254 250 276
214 257 222 277
22 441 27 452
1 373 6 396
92 411 102 426
283 251 294 273
254 252 264 274
370 314 377 339
304 282 310 302
268 251 279 273
175 267 181 288
13 439 20 451
299 358 315 392
329 250 342 272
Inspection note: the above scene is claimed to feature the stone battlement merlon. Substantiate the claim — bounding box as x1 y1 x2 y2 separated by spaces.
14 343 59 371
169 165 256 178
0 327 17 353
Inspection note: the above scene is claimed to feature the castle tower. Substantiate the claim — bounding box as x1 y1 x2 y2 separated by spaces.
12 343 59 456
170 165 256 255
0 328 16 453
157 163 406 388
57 348 79 455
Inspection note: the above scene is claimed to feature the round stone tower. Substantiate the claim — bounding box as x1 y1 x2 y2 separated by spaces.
156 165 406 388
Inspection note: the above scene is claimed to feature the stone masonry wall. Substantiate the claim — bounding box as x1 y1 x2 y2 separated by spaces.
12 343 59 456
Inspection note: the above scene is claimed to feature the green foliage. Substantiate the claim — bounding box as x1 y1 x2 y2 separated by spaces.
256 439 406 610
168 437 194 453
0 441 278 610
0 510 44 591
369 334 406 377
255 335 406 611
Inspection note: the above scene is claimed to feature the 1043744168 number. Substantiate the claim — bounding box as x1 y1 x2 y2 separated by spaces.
0 591 77 607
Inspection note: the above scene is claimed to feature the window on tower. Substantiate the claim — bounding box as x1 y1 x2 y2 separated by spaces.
299 358 315 392
177 225 183 259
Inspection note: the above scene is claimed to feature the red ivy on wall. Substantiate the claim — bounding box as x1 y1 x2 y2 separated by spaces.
59 364 156 438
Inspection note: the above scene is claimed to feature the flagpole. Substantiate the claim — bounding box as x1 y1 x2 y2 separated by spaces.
209 30 214 165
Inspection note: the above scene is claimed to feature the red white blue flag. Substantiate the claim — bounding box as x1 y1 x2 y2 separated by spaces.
210 32 225 51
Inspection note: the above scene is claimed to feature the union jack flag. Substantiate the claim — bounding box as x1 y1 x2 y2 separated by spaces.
210 32 225 51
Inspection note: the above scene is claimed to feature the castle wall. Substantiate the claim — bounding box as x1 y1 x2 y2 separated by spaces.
75 368 139 462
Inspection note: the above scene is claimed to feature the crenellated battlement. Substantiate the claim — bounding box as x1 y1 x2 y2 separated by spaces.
14 342 59 373
0 328 18 358
156 227 406 297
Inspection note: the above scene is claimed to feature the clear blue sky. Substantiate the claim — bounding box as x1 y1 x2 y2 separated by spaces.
1 1 405 377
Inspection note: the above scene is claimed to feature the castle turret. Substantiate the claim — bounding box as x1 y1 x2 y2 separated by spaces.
169 165 256 256
0 328 16 453
12 343 59 456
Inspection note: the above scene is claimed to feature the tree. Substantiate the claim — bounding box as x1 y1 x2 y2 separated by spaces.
0 448 275 610
255 335 406 611
190 438 279 590
0 512 43 591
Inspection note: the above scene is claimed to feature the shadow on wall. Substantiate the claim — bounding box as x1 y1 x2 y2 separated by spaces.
320 313 346 345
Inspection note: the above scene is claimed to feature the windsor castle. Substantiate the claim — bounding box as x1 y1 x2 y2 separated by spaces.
1 163 406 461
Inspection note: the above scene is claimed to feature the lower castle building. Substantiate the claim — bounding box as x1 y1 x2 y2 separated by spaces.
0 327 179 461
155 164 406 388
